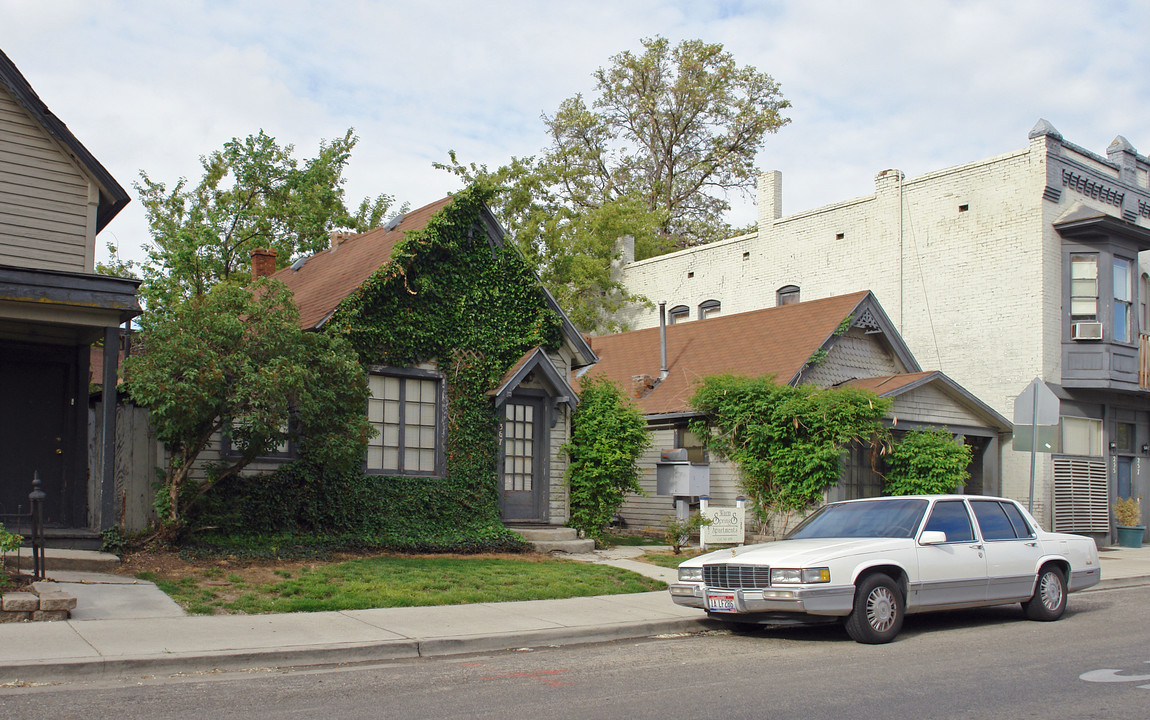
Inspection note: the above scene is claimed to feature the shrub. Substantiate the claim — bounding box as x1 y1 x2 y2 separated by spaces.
884 428 972 496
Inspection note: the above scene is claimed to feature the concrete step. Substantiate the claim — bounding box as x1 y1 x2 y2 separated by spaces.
507 526 595 554
11 548 121 573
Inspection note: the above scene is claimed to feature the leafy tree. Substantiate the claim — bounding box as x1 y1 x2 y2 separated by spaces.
122 279 370 538
438 36 790 332
688 375 890 528
564 375 651 546
884 429 972 496
135 128 403 306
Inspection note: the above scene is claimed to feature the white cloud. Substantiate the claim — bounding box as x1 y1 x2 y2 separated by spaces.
3 0 1149 263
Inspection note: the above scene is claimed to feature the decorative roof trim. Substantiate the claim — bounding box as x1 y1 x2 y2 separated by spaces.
489 347 578 412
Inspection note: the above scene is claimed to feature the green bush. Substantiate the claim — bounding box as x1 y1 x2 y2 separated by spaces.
564 376 651 546
0 522 22 553
884 428 972 496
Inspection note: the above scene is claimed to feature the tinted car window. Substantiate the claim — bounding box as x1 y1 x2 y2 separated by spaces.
1000 502 1034 538
787 498 928 539
923 500 974 542
970 500 1016 540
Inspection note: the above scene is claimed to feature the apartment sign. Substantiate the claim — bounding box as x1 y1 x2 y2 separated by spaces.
702 506 746 545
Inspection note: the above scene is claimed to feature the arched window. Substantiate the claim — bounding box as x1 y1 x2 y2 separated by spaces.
777 285 800 306
698 299 721 320
668 305 690 324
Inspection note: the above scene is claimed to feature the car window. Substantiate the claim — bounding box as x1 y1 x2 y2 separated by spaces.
1000 502 1035 539
922 500 974 543
787 498 928 539
970 500 1016 540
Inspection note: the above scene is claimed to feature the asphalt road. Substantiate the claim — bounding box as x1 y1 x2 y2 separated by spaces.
3 585 1148 720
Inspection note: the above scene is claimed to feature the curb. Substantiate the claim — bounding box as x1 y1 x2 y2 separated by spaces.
0 617 713 684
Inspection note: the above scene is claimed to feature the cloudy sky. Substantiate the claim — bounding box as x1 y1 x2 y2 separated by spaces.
2 0 1148 266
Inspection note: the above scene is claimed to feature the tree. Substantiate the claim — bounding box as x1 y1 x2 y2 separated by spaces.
121 279 370 538
564 375 651 546
135 128 403 306
688 375 890 530
438 36 790 332
884 429 972 496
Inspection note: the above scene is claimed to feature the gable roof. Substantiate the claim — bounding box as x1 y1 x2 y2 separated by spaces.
841 371 1011 432
584 291 919 417
488 347 579 412
271 195 597 367
0 49 130 232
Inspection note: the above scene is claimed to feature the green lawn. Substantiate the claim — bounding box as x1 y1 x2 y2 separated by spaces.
137 555 666 615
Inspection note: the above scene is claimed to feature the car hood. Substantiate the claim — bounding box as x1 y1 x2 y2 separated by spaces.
681 537 913 568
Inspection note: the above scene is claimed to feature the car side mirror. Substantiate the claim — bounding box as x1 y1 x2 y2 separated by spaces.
919 530 948 545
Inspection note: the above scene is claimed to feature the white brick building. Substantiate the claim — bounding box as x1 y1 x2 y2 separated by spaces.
616 120 1150 542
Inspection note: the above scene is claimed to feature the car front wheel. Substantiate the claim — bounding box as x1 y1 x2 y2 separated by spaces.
1023 565 1066 621
845 573 904 644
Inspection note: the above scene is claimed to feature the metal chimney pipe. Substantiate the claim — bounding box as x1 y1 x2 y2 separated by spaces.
658 301 669 380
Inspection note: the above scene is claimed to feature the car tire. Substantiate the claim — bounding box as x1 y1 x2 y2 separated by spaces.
844 573 904 644
1023 565 1066 621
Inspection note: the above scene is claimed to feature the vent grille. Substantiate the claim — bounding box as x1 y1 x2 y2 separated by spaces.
703 564 771 590
1053 457 1109 533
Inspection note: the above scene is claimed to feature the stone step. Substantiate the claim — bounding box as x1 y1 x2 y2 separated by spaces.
511 527 580 542
11 548 120 573
530 538 597 554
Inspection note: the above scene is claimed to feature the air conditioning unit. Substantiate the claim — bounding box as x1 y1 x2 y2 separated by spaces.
1071 321 1104 341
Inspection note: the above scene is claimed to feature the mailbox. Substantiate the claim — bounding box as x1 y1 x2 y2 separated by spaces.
655 448 710 497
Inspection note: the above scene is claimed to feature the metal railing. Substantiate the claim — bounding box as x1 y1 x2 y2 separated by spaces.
0 473 47 580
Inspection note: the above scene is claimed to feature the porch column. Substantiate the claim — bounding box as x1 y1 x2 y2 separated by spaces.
99 325 120 530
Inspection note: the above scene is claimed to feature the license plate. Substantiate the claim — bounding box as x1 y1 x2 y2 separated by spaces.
706 590 737 613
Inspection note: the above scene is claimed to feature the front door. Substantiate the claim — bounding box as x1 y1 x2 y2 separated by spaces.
499 397 546 522
0 357 70 525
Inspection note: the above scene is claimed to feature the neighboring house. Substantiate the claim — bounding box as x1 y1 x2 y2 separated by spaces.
0 51 141 533
614 120 1150 544
583 291 1010 533
245 192 598 526
0 49 140 534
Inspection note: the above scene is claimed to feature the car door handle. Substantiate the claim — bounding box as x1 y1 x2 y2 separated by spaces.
1025 542 1038 547
969 543 984 550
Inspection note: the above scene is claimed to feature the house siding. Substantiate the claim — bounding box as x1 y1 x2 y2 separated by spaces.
0 84 95 272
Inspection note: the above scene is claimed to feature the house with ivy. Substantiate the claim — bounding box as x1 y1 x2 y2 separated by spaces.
246 190 598 543
582 290 1011 533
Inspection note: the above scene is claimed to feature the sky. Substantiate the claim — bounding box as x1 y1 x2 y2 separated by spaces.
3 0 1149 267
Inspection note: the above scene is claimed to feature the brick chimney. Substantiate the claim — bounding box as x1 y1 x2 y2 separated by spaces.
250 248 277 279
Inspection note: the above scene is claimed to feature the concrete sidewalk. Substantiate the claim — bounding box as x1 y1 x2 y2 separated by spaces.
1 545 1147 684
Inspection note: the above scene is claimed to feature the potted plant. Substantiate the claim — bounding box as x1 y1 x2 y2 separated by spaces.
1113 495 1145 548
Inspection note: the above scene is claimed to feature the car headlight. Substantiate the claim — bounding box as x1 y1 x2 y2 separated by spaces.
678 567 703 582
770 568 830 584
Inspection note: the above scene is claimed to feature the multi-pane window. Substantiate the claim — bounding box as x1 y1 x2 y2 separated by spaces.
1069 254 1098 318
367 372 440 475
1113 257 1133 342
1062 416 1103 457
503 402 535 492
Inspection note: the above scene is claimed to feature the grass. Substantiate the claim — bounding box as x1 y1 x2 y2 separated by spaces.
136 555 666 615
600 533 666 547
637 546 736 569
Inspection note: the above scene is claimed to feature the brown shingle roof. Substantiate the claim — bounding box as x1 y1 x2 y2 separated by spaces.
271 196 453 329
584 291 871 416
839 372 936 396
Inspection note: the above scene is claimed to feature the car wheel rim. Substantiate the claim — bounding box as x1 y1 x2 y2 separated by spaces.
866 587 897 632
1040 572 1063 611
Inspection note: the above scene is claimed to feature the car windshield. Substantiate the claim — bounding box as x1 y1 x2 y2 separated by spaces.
786 498 929 539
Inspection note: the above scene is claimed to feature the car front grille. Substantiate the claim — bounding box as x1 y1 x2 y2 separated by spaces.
703 564 771 590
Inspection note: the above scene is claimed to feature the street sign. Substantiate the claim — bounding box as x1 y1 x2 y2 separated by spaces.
1013 377 1060 427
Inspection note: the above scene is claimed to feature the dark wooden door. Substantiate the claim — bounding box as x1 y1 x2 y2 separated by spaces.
0 357 69 524
499 397 545 522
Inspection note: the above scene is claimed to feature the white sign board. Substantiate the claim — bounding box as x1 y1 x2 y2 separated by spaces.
702 506 745 545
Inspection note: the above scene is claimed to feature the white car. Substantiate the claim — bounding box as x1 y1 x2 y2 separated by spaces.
670 495 1101 643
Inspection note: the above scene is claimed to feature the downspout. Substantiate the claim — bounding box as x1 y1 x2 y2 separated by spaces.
659 301 669 380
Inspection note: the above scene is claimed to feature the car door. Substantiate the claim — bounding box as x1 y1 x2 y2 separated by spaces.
913 500 988 608
970 500 1043 602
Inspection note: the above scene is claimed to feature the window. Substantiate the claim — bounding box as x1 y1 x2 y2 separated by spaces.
1115 422 1136 452
1061 416 1103 457
1141 273 1150 334
668 305 689 324
970 501 1020 541
1069 254 1098 318
698 299 721 320
367 370 442 475
1114 257 1133 342
223 418 293 459
777 285 800 306
923 500 975 543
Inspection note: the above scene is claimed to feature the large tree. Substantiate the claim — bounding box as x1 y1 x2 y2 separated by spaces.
135 128 403 306
122 280 370 537
439 37 790 332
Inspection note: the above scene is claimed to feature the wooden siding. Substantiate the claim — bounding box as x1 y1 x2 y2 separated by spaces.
802 328 901 387
0 84 94 272
888 384 985 427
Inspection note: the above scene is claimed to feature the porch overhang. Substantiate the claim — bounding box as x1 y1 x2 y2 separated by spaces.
0 265 141 344
489 347 578 413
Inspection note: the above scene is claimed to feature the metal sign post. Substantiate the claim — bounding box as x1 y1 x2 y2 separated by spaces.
1012 378 1060 512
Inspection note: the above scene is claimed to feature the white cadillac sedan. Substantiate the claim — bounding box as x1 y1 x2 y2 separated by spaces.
670 495 1100 644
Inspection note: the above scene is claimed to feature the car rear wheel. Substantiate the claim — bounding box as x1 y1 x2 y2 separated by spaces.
1023 565 1066 621
845 573 903 644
